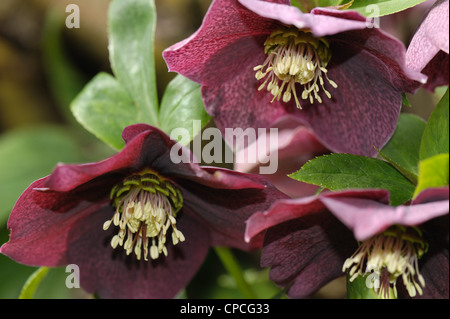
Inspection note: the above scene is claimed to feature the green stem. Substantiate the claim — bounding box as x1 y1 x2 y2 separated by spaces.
214 247 258 299
19 267 50 299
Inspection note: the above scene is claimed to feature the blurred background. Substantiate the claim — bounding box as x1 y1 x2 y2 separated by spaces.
0 0 445 299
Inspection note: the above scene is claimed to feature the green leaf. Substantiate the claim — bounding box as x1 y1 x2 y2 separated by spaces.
289 153 416 205
159 75 211 144
0 126 86 224
291 0 318 12
319 0 345 7
348 0 426 17
347 274 396 299
214 247 257 299
108 0 159 126
379 113 426 178
19 267 50 299
402 93 412 107
419 88 449 161
71 72 139 150
41 9 86 124
414 153 449 198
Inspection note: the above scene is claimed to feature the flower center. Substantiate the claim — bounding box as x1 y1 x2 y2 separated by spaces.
343 226 428 298
103 169 184 261
254 27 337 109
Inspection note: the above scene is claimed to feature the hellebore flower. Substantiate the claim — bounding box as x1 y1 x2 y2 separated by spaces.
406 0 449 92
163 0 426 156
0 124 287 299
245 187 449 298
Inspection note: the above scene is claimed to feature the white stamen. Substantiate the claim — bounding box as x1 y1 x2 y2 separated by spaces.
255 28 336 109
105 170 184 261
343 226 428 298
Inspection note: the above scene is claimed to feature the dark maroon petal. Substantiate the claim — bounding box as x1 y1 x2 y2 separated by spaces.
261 212 356 298
179 171 288 251
413 186 449 204
416 249 449 299
203 27 424 156
44 124 267 193
0 178 110 267
43 126 163 192
398 213 449 300
121 123 162 144
412 213 449 299
421 50 449 91
65 205 210 299
294 30 425 155
163 0 283 84
201 37 291 145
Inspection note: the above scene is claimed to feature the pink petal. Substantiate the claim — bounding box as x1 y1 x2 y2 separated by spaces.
406 0 449 91
321 195 449 241
238 0 367 37
245 189 390 242
234 116 328 197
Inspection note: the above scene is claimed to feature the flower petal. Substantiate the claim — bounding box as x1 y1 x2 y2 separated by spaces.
296 30 424 155
412 186 450 204
44 124 267 193
238 0 368 37
321 194 449 241
0 178 110 267
261 212 356 298
406 0 449 91
201 38 290 143
234 116 328 197
180 170 288 251
420 50 449 91
163 0 282 83
245 189 390 242
423 0 449 54
65 206 210 298
417 247 449 299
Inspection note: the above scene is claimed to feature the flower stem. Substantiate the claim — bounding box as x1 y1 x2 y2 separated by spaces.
19 267 50 299
214 247 258 299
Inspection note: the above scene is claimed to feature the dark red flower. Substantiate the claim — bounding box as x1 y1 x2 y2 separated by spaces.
163 0 426 156
0 124 287 299
245 187 449 298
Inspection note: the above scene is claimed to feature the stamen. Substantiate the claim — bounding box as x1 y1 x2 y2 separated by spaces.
343 226 428 298
254 27 336 109
104 169 184 261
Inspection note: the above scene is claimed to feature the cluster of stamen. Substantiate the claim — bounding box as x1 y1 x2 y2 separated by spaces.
343 226 428 298
103 169 184 261
254 27 337 109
